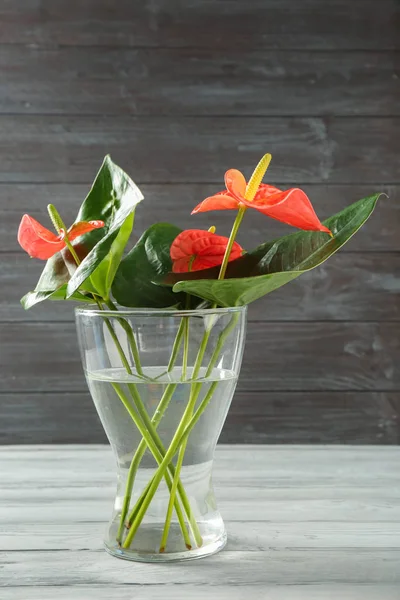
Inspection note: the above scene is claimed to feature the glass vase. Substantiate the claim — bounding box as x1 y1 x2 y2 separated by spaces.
75 305 247 562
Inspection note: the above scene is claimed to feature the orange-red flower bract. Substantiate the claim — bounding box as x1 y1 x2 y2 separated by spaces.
192 169 332 235
170 229 243 273
18 214 104 260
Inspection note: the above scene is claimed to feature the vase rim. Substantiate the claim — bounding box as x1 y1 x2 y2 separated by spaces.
75 304 247 318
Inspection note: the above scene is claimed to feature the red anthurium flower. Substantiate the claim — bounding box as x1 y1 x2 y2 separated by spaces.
18 214 104 260
170 229 243 273
192 169 331 234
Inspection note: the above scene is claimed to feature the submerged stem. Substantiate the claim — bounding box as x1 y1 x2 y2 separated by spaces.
111 382 192 549
51 205 198 550
116 384 177 542
117 314 201 545
123 381 202 549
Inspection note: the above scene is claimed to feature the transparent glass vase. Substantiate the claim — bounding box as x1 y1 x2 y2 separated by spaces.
76 305 247 562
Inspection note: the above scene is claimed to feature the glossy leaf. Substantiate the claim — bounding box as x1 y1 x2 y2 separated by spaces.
90 212 134 300
169 194 382 306
112 223 186 308
21 285 92 309
21 156 143 309
66 156 143 296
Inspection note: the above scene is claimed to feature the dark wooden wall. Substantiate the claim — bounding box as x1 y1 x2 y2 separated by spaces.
0 1 399 444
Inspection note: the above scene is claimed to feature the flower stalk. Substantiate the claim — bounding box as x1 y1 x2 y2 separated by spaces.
128 158 273 551
46 205 203 550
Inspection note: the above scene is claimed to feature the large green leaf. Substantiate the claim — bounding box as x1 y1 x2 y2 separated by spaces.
66 156 143 296
21 156 143 309
168 194 381 307
112 223 186 308
90 212 134 300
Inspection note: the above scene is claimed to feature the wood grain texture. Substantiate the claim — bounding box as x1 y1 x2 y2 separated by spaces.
0 445 399 594
2 550 399 585
0 0 397 49
1 183 397 252
5 252 400 322
1 391 398 445
1 586 399 600
4 520 400 551
2 47 398 116
0 322 398 393
223 391 400 445
0 116 398 183
0 0 398 445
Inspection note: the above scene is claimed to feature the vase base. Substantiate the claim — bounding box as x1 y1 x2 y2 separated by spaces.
104 531 227 563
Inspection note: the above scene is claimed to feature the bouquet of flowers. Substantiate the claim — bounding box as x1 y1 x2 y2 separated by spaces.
18 153 380 561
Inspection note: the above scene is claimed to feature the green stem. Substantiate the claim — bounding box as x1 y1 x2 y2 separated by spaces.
117 315 194 543
124 310 240 549
181 319 189 382
159 311 239 550
159 430 188 552
127 380 219 539
106 317 196 546
126 321 212 549
123 384 203 546
159 388 195 552
205 312 240 378
111 382 192 549
46 206 195 546
179 382 219 449
93 303 201 545
217 206 247 280
144 314 186 383
105 298 144 378
123 381 201 549
168 318 186 372
122 156 267 551
117 384 177 542
217 153 272 281
50 202 145 381
124 376 222 549
51 205 194 547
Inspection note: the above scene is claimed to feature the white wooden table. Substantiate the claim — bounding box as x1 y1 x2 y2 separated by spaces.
1 445 400 599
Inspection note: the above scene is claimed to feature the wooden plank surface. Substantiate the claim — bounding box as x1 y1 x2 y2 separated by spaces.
0 321 398 393
1 183 397 253
0 0 398 447
2 550 399 585
1 391 399 445
1 586 399 600
0 116 398 183
0 0 397 49
2 47 398 116
0 445 399 596
4 521 400 551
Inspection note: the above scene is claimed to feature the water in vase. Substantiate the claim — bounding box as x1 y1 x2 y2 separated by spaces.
86 366 238 560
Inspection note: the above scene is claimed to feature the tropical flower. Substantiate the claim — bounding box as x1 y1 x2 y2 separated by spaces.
170 229 243 273
192 169 331 234
18 214 104 260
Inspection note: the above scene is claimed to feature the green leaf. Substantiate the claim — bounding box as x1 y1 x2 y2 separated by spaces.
21 251 93 309
21 156 143 309
112 222 186 308
66 156 143 297
90 212 134 300
169 194 382 307
21 285 92 310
